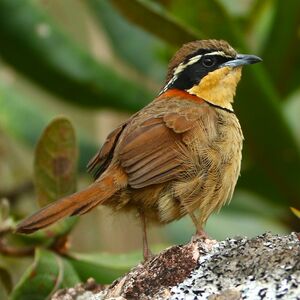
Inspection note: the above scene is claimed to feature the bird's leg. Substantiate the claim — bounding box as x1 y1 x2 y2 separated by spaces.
139 210 152 260
189 212 209 240
179 199 210 240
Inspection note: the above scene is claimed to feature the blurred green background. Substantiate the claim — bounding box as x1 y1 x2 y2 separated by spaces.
0 0 299 298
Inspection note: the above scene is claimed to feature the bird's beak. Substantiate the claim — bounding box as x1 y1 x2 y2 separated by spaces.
221 54 262 68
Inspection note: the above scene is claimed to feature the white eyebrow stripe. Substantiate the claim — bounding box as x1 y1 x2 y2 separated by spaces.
186 54 202 65
174 51 231 76
174 63 186 75
204 51 232 58
174 54 203 75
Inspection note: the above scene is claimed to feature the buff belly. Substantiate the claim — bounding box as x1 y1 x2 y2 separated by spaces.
156 109 243 224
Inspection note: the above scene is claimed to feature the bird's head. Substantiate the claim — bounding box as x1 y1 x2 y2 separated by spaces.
161 40 262 111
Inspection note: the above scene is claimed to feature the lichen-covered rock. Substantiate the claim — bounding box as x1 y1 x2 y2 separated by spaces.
52 278 104 300
52 233 300 300
169 233 300 300
105 242 200 299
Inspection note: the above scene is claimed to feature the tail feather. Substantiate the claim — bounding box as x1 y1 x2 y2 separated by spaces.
16 167 126 234
71 197 104 217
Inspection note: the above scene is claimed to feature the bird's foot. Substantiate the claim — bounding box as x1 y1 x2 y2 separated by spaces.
191 228 210 241
196 228 210 239
191 229 217 250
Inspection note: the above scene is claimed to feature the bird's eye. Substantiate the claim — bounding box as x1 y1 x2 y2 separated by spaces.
202 56 217 68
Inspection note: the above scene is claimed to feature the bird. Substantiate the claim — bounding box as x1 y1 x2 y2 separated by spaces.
16 40 262 260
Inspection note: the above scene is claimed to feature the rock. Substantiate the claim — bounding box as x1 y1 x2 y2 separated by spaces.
52 233 300 300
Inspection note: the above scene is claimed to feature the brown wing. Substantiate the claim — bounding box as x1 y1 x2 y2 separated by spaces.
118 112 196 189
87 122 127 179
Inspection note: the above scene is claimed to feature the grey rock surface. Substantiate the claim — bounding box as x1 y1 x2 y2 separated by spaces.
52 233 300 300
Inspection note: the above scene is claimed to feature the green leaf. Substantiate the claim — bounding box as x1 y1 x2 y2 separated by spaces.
218 0 253 16
0 198 14 235
0 82 98 171
111 0 201 45
237 165 286 206
207 211 288 239
87 0 167 82
11 248 80 300
245 0 275 52
34 117 78 207
166 190 288 244
291 207 300 219
0 280 9 300
60 258 81 288
284 89 300 148
0 0 153 111
109 0 246 78
0 198 10 223
22 117 80 240
226 189 285 219
0 265 12 294
67 246 166 284
166 0 239 42
261 0 300 96
17 217 78 247
67 251 142 284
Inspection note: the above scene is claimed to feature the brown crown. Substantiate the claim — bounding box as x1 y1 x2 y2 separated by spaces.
166 40 237 82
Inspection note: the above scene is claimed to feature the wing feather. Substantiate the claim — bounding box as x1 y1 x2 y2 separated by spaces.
88 97 212 189
118 113 197 189
87 122 127 179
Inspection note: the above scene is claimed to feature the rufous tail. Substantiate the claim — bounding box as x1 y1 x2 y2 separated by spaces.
16 166 127 234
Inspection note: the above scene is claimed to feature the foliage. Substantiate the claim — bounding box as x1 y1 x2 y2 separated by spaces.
0 0 152 111
0 0 299 297
34 117 78 207
10 249 80 300
291 207 300 219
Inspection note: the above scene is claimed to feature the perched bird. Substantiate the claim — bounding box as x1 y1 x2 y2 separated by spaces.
16 40 262 259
